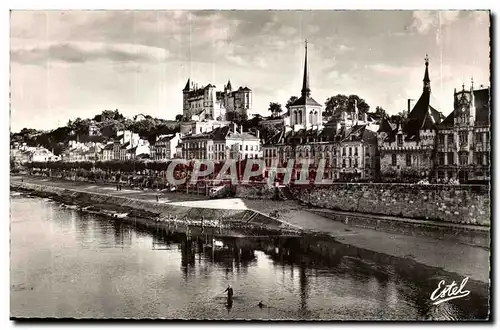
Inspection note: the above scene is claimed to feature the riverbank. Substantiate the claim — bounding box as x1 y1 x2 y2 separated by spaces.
10 175 490 284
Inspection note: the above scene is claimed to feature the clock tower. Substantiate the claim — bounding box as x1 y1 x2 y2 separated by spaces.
454 78 476 127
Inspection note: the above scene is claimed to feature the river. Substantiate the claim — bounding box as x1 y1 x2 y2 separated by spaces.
10 193 489 320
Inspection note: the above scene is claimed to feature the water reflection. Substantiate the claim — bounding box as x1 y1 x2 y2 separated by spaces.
10 194 489 320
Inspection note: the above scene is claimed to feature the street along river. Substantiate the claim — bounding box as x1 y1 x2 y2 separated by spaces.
10 193 489 320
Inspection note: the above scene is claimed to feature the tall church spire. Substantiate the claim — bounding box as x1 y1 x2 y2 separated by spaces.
423 54 431 93
301 40 311 98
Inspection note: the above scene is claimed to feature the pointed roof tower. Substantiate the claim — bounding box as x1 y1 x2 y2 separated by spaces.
404 54 443 140
183 78 191 92
423 54 431 93
290 40 320 107
301 40 311 98
226 80 232 91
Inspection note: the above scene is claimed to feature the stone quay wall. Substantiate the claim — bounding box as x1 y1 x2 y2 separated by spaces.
290 184 490 226
234 184 277 200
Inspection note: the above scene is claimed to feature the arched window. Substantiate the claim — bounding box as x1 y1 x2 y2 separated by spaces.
293 110 298 124
309 111 313 124
298 110 303 124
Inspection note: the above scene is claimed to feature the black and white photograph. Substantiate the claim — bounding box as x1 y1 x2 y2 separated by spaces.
8 8 491 321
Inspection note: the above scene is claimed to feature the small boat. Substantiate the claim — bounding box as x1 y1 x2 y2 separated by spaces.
112 213 128 219
10 192 22 196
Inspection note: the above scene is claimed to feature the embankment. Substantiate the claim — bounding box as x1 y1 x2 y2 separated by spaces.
10 181 296 234
289 183 491 226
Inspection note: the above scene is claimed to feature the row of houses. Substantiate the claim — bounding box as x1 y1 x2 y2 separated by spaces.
13 43 490 184
261 46 490 182
11 143 60 163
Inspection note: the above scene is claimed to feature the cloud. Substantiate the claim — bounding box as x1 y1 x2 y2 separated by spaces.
367 63 411 75
409 11 460 34
10 41 170 65
338 44 354 53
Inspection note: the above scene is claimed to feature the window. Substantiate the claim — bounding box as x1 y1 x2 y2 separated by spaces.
438 135 445 145
354 147 358 156
476 152 483 165
250 145 253 151
245 145 248 151
459 131 468 146
406 154 411 166
240 145 242 151
397 134 403 146
459 153 468 165
439 153 445 165
476 133 482 144
342 159 346 167
349 159 352 168
354 159 358 168
447 152 454 165
391 154 397 166
342 147 346 156
349 147 352 156
448 134 454 145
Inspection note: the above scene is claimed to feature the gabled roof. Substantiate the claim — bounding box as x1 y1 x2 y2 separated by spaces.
183 78 191 91
290 95 322 107
378 118 394 133
403 90 443 139
156 134 176 143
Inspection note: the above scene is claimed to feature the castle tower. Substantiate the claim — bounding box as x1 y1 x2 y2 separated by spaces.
182 78 192 118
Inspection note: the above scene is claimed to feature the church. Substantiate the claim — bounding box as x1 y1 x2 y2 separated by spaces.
262 41 379 182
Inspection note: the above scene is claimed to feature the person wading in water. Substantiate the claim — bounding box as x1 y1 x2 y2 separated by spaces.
223 285 233 306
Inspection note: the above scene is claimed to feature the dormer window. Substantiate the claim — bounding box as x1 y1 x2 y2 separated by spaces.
397 134 403 146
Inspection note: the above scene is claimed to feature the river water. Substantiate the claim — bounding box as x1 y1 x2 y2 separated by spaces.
10 194 489 320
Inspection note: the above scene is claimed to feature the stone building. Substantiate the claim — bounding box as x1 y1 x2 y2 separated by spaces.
435 82 491 182
217 80 252 118
179 119 231 136
180 123 260 161
378 55 445 181
151 133 181 161
182 79 252 121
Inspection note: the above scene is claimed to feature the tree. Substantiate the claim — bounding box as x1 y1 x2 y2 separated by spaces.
347 95 370 114
268 102 283 118
324 94 349 116
374 106 388 119
175 114 184 122
390 110 409 125
285 96 298 112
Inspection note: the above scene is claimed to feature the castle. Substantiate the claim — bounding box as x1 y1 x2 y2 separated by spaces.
182 79 252 121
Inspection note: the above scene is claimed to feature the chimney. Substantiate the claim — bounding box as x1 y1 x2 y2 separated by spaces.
256 129 260 139
407 99 414 112
232 122 237 132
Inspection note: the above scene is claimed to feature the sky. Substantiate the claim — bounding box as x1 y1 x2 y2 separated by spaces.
10 10 490 132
